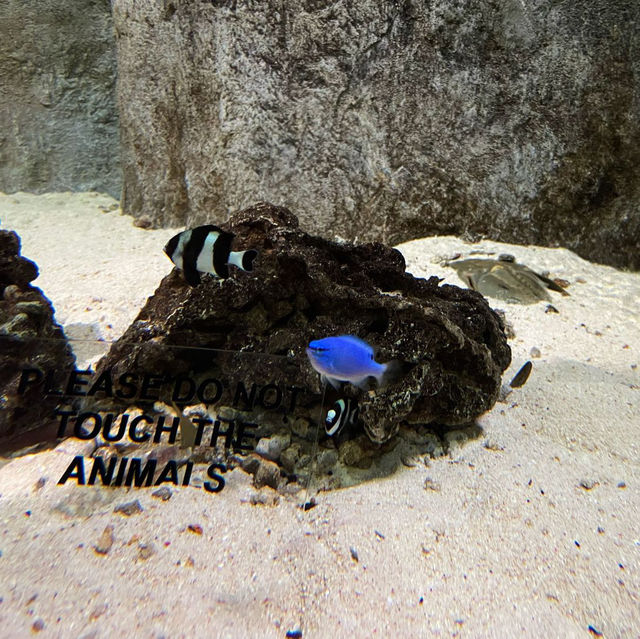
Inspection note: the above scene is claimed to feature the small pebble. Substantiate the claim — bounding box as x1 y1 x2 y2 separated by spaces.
617 481 626 489
280 443 301 470
286 630 303 639
253 458 282 490
484 439 505 452
545 304 559 314
34 478 46 491
114 500 143 516
255 433 291 462
339 438 373 469
401 453 421 467
291 418 310 438
316 449 338 473
151 487 173 501
94 525 115 555
301 498 316 511
187 524 203 535
349 546 359 562
248 489 279 507
88 603 108 621
32 619 45 632
423 477 441 492
133 216 152 229
137 543 156 560
530 346 541 358
579 479 597 490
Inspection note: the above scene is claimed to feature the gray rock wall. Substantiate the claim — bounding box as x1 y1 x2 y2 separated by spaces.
114 0 640 269
0 0 120 197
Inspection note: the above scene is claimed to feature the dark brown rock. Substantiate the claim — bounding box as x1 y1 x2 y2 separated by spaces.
0 231 75 452
97 203 510 444
94 525 115 555
114 499 143 516
151 486 173 501
253 458 283 491
113 0 640 270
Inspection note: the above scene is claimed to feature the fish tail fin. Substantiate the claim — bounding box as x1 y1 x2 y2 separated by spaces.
228 249 258 272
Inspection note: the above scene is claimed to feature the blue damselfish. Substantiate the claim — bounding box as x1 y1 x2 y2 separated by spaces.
306 335 389 389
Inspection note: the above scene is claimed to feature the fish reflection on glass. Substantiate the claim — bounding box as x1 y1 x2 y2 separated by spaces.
325 398 359 436
164 224 258 286
306 335 391 390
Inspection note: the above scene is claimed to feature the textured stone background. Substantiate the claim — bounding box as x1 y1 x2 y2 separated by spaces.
114 0 640 269
0 0 120 197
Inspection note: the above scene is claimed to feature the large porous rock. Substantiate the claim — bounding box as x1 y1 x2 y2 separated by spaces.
96 203 511 444
113 0 640 270
0 231 75 451
0 0 120 196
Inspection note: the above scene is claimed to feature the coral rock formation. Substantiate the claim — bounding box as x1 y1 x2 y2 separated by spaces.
98 203 511 444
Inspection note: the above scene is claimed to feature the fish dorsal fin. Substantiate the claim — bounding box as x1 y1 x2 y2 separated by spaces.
195 224 224 234
340 335 373 353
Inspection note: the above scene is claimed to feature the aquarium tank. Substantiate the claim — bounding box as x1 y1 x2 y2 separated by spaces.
0 1 639 637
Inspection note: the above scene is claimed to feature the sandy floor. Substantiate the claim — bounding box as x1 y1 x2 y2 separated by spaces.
0 192 639 637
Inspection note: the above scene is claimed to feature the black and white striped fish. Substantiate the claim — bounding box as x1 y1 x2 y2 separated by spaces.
164 224 258 286
325 398 359 436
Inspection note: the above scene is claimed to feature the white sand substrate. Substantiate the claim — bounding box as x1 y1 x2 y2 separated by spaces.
0 192 638 637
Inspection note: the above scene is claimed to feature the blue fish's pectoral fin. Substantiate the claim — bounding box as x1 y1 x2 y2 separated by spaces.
354 376 373 391
183 264 201 287
321 375 342 390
